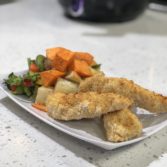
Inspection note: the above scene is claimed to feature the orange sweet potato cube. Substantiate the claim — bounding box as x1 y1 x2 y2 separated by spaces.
73 59 92 77
46 47 70 61
74 52 94 65
40 70 65 87
52 50 74 72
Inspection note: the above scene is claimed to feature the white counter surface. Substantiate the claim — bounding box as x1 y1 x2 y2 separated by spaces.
0 0 167 167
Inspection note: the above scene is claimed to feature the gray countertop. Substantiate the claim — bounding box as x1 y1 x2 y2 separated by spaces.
0 0 167 167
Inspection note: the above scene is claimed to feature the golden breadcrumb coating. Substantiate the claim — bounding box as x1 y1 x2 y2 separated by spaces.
46 92 132 121
103 109 142 142
79 74 167 113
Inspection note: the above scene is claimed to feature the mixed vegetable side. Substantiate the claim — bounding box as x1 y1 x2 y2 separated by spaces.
4 47 101 111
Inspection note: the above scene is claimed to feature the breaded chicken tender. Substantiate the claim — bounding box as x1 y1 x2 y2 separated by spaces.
79 74 167 113
103 109 143 142
46 92 132 121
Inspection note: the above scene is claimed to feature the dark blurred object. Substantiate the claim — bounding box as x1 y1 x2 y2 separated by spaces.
150 0 167 5
0 0 16 5
59 0 148 22
149 0 167 12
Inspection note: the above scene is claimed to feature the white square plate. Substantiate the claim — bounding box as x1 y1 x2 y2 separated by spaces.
1 71 167 150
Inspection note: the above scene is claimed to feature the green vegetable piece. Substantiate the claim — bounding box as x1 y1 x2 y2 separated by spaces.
91 64 101 70
8 72 15 78
36 55 45 71
4 71 41 98
13 86 24 95
32 85 39 99
23 72 39 82
27 58 31 68
23 87 32 97
4 73 23 87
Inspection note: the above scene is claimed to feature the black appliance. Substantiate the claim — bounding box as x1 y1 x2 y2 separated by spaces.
59 0 149 22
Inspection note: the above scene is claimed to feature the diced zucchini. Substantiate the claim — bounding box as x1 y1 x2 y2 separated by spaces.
65 71 82 83
54 78 78 93
35 86 53 104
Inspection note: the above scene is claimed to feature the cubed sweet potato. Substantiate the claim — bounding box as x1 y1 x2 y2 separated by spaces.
73 59 92 77
46 47 70 61
74 52 94 65
32 103 48 112
52 50 74 72
40 70 65 87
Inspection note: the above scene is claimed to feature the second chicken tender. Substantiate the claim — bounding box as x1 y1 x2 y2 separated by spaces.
46 92 132 121
79 74 167 113
103 109 143 142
